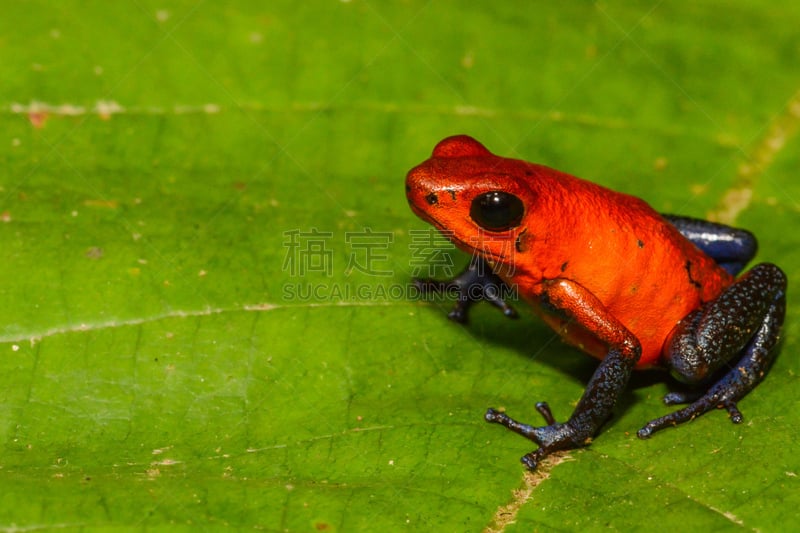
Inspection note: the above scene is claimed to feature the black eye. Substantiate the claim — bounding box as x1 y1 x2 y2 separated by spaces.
469 191 524 231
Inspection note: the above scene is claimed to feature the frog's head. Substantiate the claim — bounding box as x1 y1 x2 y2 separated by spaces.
406 135 535 270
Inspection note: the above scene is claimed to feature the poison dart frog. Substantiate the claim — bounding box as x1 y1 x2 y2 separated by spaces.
406 135 787 470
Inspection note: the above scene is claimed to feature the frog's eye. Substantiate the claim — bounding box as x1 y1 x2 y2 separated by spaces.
470 191 524 231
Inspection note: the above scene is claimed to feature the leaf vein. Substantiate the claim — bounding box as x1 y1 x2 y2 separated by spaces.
0 301 406 344
710 86 800 223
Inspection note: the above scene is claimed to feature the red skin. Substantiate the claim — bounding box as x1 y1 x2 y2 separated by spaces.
406 135 733 367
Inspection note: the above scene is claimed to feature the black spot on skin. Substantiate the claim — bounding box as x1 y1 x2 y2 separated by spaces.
425 192 438 205
685 260 702 289
515 228 529 253
447 189 457 201
637 239 645 248
561 261 568 272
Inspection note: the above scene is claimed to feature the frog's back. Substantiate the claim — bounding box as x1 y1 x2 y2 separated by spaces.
516 164 733 365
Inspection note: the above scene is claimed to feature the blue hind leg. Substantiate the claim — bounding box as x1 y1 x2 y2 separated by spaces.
638 263 786 438
662 214 757 276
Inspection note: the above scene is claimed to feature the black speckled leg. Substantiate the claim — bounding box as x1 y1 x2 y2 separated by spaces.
485 279 641 470
414 256 518 323
638 263 786 438
662 214 757 276
486 336 638 469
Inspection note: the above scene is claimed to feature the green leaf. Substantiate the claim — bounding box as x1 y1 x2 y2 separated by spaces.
1 1 799 530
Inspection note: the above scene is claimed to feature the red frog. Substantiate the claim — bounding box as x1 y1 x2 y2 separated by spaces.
406 135 787 469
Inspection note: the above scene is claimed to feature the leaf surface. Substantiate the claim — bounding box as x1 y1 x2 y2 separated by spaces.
1 1 798 531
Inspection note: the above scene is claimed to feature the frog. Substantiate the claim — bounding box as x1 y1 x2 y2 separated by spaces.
405 135 787 469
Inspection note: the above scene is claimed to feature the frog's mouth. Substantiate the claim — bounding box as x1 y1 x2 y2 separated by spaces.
407 200 432 224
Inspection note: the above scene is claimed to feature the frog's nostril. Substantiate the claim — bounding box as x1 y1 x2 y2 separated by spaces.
425 192 438 205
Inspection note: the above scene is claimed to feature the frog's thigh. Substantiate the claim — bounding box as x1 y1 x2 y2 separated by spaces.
664 263 786 384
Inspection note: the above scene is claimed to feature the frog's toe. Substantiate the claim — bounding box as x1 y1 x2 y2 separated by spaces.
481 283 518 318
534 402 557 425
445 299 470 323
637 407 698 439
485 408 542 444
521 449 546 470
662 390 702 405
724 402 744 424
485 402 558 430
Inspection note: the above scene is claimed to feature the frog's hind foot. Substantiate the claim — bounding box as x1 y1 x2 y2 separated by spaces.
659 389 742 421
638 397 744 439
414 256 517 323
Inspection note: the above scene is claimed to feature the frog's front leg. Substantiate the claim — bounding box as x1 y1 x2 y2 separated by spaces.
413 255 518 323
638 263 786 438
485 278 641 469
